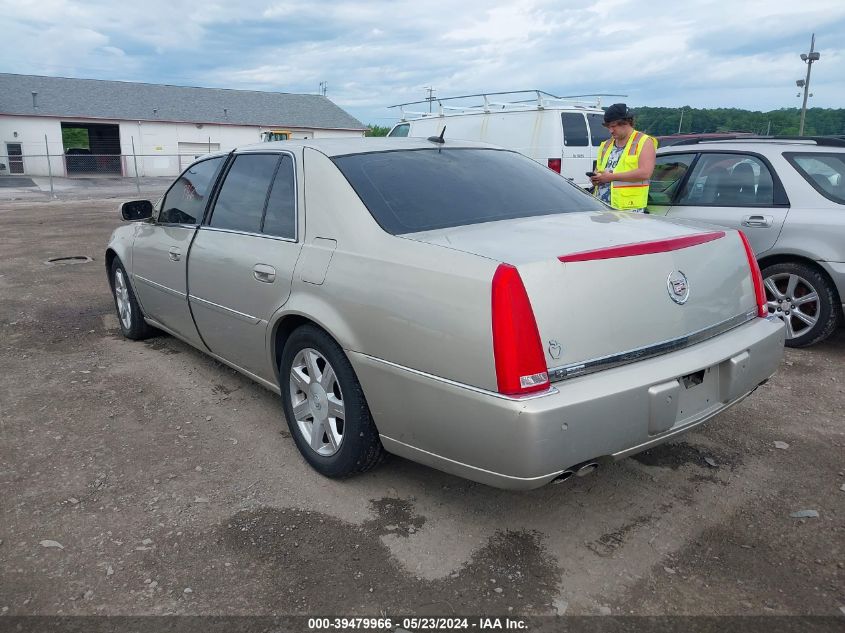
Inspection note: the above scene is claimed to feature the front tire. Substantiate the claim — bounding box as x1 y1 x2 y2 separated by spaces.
279 325 385 478
761 261 840 348
110 258 156 340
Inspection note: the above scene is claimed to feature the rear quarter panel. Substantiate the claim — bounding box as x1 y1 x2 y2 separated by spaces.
274 148 500 391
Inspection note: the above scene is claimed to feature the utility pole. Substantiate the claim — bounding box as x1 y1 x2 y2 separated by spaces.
425 86 436 113
677 107 684 134
798 34 820 136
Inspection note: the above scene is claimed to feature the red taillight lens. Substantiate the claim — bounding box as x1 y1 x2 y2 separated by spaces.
547 158 561 173
491 264 550 396
738 231 767 317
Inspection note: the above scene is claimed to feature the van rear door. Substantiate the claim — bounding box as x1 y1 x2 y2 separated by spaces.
560 112 590 185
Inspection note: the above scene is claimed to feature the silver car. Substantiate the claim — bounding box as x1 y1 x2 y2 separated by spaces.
106 138 784 490
648 137 845 347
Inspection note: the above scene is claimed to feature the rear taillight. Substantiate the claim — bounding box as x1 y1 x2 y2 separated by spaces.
491 264 550 396
547 158 561 173
738 231 767 317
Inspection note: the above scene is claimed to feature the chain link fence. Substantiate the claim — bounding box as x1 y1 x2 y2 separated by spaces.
0 150 219 199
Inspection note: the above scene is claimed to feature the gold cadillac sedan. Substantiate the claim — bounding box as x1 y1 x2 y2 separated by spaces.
106 138 784 489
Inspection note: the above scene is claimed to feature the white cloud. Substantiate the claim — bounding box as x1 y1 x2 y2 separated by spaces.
1 0 843 124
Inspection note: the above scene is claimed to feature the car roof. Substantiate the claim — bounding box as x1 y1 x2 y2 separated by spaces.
657 137 845 154
235 137 500 157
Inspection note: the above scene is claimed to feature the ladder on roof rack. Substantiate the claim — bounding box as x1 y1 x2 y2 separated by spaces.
387 89 626 121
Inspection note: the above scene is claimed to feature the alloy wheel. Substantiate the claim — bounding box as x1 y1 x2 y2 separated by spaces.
764 272 820 340
288 348 345 456
114 268 132 330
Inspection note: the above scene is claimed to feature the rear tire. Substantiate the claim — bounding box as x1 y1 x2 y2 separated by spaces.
761 261 840 348
109 258 156 340
279 325 385 478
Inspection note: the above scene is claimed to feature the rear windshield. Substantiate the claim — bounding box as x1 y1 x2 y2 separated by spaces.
784 152 845 205
332 148 605 234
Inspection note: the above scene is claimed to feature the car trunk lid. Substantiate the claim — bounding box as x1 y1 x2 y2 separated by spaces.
404 212 759 375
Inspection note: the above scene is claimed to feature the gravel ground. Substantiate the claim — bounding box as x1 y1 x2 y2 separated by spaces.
0 197 843 618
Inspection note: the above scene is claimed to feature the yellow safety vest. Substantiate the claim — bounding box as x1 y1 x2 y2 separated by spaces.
593 131 658 210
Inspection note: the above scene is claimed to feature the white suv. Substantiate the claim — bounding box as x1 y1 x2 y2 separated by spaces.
648 137 845 347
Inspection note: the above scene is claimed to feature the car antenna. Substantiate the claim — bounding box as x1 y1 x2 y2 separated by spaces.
427 126 446 147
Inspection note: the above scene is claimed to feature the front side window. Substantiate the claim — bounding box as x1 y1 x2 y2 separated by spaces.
209 154 280 233
587 114 611 147
561 113 588 147
332 148 605 234
388 124 410 137
648 153 696 205
159 157 225 224
678 153 775 207
784 152 845 205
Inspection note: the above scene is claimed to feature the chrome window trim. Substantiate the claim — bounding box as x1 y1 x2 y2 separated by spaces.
198 226 297 243
549 311 758 382
134 274 186 299
206 150 299 242
358 353 559 402
188 294 262 325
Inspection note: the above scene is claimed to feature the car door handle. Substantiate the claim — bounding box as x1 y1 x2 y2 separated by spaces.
253 264 276 283
168 247 181 261
741 215 773 228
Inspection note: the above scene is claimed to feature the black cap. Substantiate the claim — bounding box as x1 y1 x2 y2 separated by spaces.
603 103 633 123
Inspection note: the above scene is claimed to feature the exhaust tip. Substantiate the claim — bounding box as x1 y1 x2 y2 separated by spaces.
575 462 599 477
551 470 575 485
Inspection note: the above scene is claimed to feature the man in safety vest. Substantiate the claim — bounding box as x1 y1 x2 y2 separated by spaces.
589 103 657 213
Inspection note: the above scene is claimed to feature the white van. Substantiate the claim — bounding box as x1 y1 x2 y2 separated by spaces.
387 90 612 187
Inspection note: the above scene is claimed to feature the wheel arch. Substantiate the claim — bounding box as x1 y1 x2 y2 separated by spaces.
757 253 842 304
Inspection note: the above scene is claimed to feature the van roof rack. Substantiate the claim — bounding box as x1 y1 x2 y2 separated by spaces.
670 135 845 148
388 90 626 121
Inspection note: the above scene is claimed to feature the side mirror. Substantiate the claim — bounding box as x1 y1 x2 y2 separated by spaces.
120 200 153 221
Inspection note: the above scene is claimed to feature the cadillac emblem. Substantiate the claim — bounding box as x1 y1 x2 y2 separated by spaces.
667 271 690 304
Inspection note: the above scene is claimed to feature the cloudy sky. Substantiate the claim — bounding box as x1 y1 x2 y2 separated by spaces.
3 0 844 126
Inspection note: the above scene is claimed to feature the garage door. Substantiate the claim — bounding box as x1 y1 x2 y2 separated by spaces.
179 142 221 171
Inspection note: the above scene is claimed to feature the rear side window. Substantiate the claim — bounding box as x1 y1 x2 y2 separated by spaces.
210 154 280 233
784 152 845 204
263 155 297 239
332 148 605 234
159 157 225 225
561 113 588 147
587 114 610 147
678 153 776 207
388 124 410 137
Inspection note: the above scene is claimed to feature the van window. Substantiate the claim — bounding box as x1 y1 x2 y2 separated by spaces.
587 114 611 146
333 148 605 234
784 153 845 205
561 113 588 147
388 124 410 137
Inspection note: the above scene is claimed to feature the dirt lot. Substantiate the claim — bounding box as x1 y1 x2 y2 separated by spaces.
1 198 843 619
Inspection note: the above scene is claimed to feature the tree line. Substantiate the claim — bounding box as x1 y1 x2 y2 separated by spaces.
627 107 844 137
367 107 845 137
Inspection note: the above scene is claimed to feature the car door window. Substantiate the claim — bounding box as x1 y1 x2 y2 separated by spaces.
561 113 588 147
262 155 296 239
209 154 280 233
648 153 695 205
388 123 410 137
158 157 225 225
678 153 775 207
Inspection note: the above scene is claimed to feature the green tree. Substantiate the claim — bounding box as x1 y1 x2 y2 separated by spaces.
366 125 391 137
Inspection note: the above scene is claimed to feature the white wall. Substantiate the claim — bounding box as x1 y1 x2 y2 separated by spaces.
0 116 65 177
1 114 364 177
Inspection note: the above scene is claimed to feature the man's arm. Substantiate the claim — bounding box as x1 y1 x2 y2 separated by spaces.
593 140 656 184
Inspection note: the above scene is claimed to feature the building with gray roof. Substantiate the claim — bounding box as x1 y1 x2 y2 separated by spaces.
0 73 366 177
